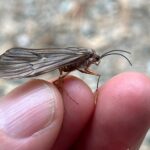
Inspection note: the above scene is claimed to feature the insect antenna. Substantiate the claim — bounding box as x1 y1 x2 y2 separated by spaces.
100 50 132 66
101 49 131 55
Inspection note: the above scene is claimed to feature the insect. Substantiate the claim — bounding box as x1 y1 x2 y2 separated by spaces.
0 47 132 84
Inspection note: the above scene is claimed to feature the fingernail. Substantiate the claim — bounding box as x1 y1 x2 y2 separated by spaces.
0 80 58 138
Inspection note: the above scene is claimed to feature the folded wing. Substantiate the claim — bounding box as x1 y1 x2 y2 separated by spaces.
0 47 90 78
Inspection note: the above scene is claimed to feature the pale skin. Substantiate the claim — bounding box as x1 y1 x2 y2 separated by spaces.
0 72 150 150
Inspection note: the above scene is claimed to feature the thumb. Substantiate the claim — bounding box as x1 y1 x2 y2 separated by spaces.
0 79 63 150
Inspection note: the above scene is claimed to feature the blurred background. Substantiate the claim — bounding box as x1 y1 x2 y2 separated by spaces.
0 0 149 149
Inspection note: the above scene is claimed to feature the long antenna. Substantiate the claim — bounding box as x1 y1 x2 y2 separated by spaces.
100 50 132 66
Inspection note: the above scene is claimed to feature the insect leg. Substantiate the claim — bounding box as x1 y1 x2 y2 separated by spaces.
78 68 100 76
59 69 70 79
54 69 71 86
78 68 101 90
54 69 67 85
57 69 78 104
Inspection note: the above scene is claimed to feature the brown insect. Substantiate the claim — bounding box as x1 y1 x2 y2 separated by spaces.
0 47 132 86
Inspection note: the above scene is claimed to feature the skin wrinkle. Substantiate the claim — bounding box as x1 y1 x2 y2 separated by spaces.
0 81 60 139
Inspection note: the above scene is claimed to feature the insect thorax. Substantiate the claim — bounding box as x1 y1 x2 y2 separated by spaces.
60 61 85 72
60 56 96 72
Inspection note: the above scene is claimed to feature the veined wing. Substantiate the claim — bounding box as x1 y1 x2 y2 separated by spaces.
0 47 91 78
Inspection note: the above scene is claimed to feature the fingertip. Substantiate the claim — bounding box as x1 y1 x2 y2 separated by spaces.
62 76 94 104
0 79 64 149
96 72 150 149
98 72 150 118
53 76 95 150
76 72 150 149
61 76 95 119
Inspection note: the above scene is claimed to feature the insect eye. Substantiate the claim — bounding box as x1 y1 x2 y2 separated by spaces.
95 55 100 61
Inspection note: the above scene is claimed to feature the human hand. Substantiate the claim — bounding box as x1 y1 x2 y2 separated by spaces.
0 72 149 150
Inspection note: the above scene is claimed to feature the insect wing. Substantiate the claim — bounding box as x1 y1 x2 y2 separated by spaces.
0 47 90 78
